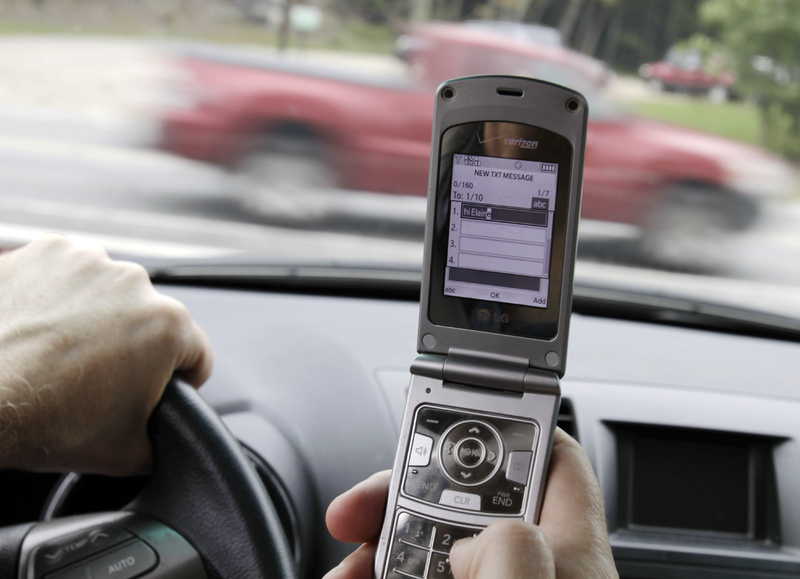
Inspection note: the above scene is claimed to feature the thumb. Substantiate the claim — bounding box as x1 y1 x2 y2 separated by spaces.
450 520 555 579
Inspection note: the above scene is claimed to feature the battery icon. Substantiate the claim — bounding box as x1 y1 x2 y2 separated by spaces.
541 163 557 173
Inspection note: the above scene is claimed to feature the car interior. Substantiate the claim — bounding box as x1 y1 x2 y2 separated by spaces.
1 2 800 579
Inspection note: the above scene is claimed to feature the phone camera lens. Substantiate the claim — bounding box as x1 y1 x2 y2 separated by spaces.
441 86 456 101
566 98 581 112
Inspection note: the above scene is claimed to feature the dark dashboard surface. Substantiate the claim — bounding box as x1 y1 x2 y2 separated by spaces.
159 284 800 578
2 283 799 578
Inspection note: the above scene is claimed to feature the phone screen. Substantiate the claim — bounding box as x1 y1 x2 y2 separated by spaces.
428 120 573 340
445 154 558 308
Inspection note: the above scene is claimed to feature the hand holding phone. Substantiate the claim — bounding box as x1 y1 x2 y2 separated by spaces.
375 76 588 579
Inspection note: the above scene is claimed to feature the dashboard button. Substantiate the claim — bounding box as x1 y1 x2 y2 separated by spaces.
35 526 133 575
49 540 158 579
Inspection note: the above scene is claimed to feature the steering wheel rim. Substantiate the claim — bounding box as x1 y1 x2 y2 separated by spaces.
128 378 297 579
1 379 297 579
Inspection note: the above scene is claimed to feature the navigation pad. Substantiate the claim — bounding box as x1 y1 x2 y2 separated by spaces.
402 406 539 516
439 419 503 486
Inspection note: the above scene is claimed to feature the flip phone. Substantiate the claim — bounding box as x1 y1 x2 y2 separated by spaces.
374 76 588 579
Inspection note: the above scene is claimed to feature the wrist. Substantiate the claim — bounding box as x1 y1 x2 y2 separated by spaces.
0 360 56 470
0 373 32 468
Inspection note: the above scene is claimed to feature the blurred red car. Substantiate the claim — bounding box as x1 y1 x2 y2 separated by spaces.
158 23 795 268
639 48 736 102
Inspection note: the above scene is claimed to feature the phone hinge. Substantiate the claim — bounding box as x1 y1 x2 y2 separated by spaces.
522 367 561 395
412 349 559 395
410 353 446 379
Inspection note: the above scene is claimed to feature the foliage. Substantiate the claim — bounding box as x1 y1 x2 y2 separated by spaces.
701 0 800 160
672 33 733 75
530 0 706 72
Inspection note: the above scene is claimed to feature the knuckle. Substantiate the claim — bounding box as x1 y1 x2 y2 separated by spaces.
70 239 110 262
37 232 70 246
25 233 71 255
116 259 150 282
150 296 193 336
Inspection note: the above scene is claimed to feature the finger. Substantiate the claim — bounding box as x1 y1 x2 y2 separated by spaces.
174 316 215 388
144 292 215 390
539 428 615 577
322 543 377 579
540 428 607 539
326 471 391 543
450 520 554 579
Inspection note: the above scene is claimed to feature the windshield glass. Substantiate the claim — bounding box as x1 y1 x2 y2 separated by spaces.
2 1 800 324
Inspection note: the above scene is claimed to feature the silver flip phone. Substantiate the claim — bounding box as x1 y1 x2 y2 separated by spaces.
374 76 588 579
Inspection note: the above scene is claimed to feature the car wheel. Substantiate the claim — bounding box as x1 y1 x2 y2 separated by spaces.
640 183 759 272
647 78 666 92
1 379 297 579
237 129 336 221
708 84 730 103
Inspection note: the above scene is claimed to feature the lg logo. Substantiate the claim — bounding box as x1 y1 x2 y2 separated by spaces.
477 308 509 324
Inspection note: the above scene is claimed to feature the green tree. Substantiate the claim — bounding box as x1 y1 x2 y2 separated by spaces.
701 0 800 160
530 0 705 72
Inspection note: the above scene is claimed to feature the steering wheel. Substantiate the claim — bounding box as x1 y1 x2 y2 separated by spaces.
0 379 298 579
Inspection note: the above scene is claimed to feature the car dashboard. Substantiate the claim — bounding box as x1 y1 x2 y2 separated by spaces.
3 282 800 579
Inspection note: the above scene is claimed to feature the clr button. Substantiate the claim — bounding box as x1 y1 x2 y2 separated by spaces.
439 490 482 512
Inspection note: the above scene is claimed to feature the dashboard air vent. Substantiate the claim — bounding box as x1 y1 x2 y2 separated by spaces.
557 398 578 442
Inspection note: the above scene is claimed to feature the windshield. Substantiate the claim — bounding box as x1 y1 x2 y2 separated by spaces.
2 1 800 327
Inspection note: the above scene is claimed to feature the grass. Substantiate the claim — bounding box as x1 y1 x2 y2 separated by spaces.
630 97 762 147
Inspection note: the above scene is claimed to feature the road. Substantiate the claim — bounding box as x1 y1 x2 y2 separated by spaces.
0 133 426 264
1 36 800 303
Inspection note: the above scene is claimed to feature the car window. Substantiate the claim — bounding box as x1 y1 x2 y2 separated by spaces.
1 0 799 326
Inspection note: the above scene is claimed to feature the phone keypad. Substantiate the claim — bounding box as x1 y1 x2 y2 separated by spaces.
385 512 480 579
403 406 538 516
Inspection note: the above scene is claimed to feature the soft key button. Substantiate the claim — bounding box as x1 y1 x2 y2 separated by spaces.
409 433 434 467
35 526 133 575
505 451 533 486
49 540 158 579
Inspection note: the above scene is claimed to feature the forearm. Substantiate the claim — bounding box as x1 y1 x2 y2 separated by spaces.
0 336 74 470
0 312 160 474
0 364 46 469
